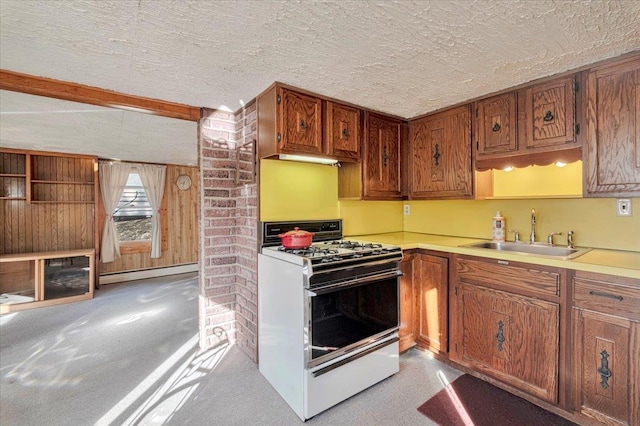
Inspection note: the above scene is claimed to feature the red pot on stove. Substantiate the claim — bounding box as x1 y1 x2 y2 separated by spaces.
278 227 314 249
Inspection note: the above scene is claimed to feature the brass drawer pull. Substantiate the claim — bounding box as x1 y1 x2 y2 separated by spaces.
589 290 623 302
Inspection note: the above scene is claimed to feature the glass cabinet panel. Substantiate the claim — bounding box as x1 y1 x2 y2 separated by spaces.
43 256 90 300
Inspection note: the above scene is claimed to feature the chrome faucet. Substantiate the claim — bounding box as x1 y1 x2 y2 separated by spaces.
547 232 562 245
529 208 536 244
567 230 575 249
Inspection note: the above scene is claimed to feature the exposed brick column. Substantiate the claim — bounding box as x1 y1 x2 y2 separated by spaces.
232 101 258 359
198 104 258 362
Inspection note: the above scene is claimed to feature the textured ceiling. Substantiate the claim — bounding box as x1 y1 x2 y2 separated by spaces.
1 0 639 165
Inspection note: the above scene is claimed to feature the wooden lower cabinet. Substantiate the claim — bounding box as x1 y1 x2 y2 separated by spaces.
572 271 640 426
399 250 448 354
451 256 561 404
454 283 560 402
399 252 416 352
0 249 95 314
414 253 448 353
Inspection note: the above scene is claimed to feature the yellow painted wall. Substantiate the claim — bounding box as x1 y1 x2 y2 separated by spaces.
339 200 404 235
492 162 582 198
259 159 638 253
404 198 640 252
259 159 339 221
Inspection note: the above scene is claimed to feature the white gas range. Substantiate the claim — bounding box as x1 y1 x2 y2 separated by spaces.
258 219 402 421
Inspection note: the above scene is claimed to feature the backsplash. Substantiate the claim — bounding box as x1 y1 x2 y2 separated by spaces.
340 200 403 235
259 160 638 252
404 198 640 252
259 159 339 221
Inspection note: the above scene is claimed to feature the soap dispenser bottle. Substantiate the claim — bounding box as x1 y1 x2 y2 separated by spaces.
492 211 506 242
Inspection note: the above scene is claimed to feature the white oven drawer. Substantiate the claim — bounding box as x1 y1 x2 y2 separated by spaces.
304 339 399 420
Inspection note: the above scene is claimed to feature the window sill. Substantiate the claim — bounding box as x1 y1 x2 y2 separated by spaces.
119 240 151 255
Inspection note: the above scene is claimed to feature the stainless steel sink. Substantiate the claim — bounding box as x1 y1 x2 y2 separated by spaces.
460 241 591 259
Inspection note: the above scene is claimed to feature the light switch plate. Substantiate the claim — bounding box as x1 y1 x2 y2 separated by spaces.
616 199 632 216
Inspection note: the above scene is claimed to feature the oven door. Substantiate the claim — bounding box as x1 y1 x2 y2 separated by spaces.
305 269 400 368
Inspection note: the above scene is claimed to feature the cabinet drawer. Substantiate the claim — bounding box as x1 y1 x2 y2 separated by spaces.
457 257 560 297
573 275 640 321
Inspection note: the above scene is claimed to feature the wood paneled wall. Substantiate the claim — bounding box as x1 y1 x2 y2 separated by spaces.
98 164 199 274
1 201 95 253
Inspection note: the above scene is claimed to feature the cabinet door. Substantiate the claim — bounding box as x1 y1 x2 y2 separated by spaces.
399 253 416 352
277 88 323 155
325 102 360 162
409 105 472 199
524 76 576 149
454 283 560 403
414 253 448 353
477 92 517 157
363 113 402 199
573 309 639 426
585 56 640 196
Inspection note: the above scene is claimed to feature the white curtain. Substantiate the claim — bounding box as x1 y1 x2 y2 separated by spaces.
99 162 132 263
138 164 167 259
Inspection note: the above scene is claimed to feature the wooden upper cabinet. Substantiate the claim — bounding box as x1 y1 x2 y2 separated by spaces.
477 92 517 157
278 87 323 155
408 105 473 199
523 76 576 150
325 101 360 162
584 55 640 197
362 113 402 199
257 85 323 159
475 75 580 170
258 84 362 162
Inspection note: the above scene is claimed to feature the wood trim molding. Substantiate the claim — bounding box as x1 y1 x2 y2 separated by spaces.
119 240 151 255
0 69 201 121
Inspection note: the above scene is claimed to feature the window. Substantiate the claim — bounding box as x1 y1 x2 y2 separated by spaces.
114 170 153 242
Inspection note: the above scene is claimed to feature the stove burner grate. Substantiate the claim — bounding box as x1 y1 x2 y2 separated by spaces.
278 246 339 257
322 240 383 250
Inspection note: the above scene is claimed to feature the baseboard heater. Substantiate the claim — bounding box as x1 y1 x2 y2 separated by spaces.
99 263 198 284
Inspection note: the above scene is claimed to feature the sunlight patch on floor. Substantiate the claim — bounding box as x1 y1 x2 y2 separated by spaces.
0 312 19 325
95 333 230 425
437 370 475 426
112 308 166 326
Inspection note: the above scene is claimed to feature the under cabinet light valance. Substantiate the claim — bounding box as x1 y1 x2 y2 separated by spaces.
278 154 338 165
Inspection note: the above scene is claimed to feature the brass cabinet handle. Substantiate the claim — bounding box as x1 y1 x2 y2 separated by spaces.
300 120 308 130
383 146 388 167
543 110 554 122
492 122 501 132
342 128 349 138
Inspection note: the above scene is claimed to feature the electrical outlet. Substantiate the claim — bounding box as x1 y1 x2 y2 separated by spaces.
616 199 632 216
403 204 410 216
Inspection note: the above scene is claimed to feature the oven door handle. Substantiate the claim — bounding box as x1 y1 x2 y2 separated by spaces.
308 270 402 295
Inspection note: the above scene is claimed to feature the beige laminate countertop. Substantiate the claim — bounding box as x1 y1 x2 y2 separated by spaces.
350 232 640 280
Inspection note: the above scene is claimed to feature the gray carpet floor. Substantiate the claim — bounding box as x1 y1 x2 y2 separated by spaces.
0 272 462 425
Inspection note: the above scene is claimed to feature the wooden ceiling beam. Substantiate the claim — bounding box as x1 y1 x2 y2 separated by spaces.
0 69 201 121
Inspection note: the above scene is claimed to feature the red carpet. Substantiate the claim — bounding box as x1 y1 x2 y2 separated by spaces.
417 374 576 426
